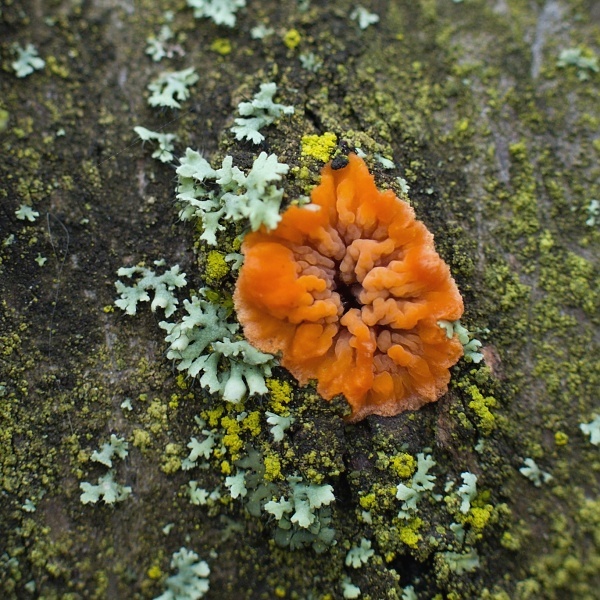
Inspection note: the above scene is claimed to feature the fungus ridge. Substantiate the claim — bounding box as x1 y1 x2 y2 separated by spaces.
234 154 464 421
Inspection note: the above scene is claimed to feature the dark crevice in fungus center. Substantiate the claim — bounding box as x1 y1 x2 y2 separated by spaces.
333 272 363 312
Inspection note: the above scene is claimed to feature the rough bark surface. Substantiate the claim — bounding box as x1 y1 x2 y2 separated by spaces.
1 1 599 599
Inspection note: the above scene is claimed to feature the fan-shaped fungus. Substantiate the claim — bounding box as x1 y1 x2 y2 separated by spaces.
234 153 464 421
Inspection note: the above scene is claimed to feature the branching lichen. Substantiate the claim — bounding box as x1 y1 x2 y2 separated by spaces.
159 290 275 403
176 150 289 244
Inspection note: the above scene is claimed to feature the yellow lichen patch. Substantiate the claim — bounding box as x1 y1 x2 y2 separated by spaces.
305 466 324 484
161 443 182 474
283 28 301 50
202 406 225 428
359 492 377 511
390 453 416 479
221 460 232 474
221 415 244 460
132 429 151 450
223 435 244 458
301 132 337 163
221 415 239 433
242 411 262 436
204 250 230 283
210 38 232 55
398 518 423 548
263 453 282 481
500 531 521 551
554 431 569 446
266 378 293 414
46 55 70 78
466 385 497 435
465 505 493 530
147 565 162 580
147 399 168 434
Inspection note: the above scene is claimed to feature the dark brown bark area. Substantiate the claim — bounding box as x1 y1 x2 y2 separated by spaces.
1 1 598 598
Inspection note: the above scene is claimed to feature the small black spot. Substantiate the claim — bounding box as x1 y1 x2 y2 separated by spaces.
331 156 349 170
334 275 362 311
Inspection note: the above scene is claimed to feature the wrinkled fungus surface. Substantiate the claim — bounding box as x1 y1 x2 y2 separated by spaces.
234 154 464 421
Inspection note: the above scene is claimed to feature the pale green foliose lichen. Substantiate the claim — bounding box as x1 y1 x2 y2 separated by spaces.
230 82 294 144
134 126 178 163
396 453 437 519
438 549 480 575
147 67 199 108
186 0 246 27
80 471 132 505
557 48 599 81
457 472 477 514
519 458 553 487
188 482 210 506
402 586 417 600
145 25 180 62
90 434 129 468
11 43 45 78
225 470 247 499
15 204 39 222
263 474 337 553
345 538 374 568
438 320 484 363
350 6 379 30
80 435 132 504
341 577 361 599
182 426 217 471
155 547 210 600
585 199 599 227
580 414 600 445
159 290 275 403
250 24 274 40
299 52 323 73
176 150 289 243
265 411 294 442
114 260 187 317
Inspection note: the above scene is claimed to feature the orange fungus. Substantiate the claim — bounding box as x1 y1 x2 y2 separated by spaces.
234 153 464 421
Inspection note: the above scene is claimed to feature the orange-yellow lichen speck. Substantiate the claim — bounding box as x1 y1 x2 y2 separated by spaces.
234 153 464 422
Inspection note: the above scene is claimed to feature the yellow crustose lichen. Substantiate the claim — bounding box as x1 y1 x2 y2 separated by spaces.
301 132 337 163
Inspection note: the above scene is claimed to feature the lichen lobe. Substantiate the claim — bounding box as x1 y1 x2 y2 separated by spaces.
235 154 464 421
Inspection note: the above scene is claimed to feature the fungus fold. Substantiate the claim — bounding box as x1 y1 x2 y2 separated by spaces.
234 154 464 421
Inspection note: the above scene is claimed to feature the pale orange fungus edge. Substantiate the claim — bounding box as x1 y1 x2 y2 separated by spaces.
233 153 464 422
